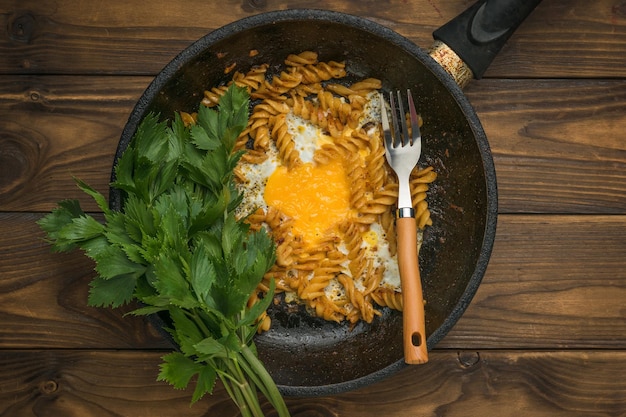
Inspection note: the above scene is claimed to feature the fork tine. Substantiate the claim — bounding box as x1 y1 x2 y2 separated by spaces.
396 90 409 147
379 93 394 154
407 89 420 145
381 90 421 150
389 92 401 148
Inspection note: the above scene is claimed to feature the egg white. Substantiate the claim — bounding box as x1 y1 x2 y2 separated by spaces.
235 144 278 218
285 112 331 163
362 222 400 290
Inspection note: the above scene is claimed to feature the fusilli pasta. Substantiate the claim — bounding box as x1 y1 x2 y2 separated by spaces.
191 51 437 331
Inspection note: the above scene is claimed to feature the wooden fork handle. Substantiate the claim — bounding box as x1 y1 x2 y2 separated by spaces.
397 216 429 365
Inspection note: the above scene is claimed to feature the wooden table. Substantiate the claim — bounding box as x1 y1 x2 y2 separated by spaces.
1 1 625 415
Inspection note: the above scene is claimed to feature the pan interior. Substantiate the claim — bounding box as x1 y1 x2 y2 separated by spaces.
112 10 495 397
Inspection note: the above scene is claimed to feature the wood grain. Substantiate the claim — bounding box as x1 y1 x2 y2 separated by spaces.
2 213 624 350
2 77 625 214
0 76 147 212
465 78 626 214
439 214 626 349
1 0 625 415
0 350 623 417
1 0 626 78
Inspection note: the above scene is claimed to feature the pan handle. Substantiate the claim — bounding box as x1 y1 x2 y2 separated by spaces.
432 0 542 80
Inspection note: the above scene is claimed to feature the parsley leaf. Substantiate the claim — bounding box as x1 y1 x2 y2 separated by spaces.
88 274 137 308
158 352 204 390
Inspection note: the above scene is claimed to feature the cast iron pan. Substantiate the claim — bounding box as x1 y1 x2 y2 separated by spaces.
110 0 540 397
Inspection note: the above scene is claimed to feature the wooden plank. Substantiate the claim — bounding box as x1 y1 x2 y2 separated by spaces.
0 0 439 76
1 76 625 214
465 78 626 214
1 0 625 78
2 212 624 350
485 0 626 79
0 75 148 212
0 349 624 416
439 214 626 349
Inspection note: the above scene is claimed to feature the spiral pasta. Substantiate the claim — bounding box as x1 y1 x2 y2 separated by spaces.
193 51 437 331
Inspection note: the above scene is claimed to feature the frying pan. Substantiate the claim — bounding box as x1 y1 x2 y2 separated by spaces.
110 0 540 397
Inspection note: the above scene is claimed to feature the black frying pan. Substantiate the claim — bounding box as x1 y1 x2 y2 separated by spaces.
110 0 540 397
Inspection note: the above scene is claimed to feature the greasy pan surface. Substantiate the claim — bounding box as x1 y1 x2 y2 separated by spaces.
110 9 497 397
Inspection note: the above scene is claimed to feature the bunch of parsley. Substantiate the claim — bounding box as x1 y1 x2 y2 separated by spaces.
38 85 290 417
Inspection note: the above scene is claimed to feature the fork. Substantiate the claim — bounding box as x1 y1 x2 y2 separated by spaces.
380 89 428 365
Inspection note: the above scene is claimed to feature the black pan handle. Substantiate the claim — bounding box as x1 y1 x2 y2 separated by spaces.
433 0 542 79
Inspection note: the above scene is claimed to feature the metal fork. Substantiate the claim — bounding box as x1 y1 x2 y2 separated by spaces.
380 89 428 365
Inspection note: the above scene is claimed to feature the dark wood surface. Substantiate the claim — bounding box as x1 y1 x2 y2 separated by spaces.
1 0 625 416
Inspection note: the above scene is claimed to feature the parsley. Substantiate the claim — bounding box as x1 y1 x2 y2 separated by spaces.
38 85 290 417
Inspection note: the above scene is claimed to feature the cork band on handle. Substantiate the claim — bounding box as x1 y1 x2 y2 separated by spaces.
430 0 542 86
396 216 428 365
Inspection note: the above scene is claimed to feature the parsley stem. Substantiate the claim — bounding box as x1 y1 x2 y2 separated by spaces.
187 308 280 416
241 344 290 417
219 377 238 409
225 379 253 417
187 309 212 337
237 351 270 399
224 355 265 417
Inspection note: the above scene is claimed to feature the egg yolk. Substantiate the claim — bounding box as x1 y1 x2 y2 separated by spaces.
362 229 379 247
264 160 351 243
